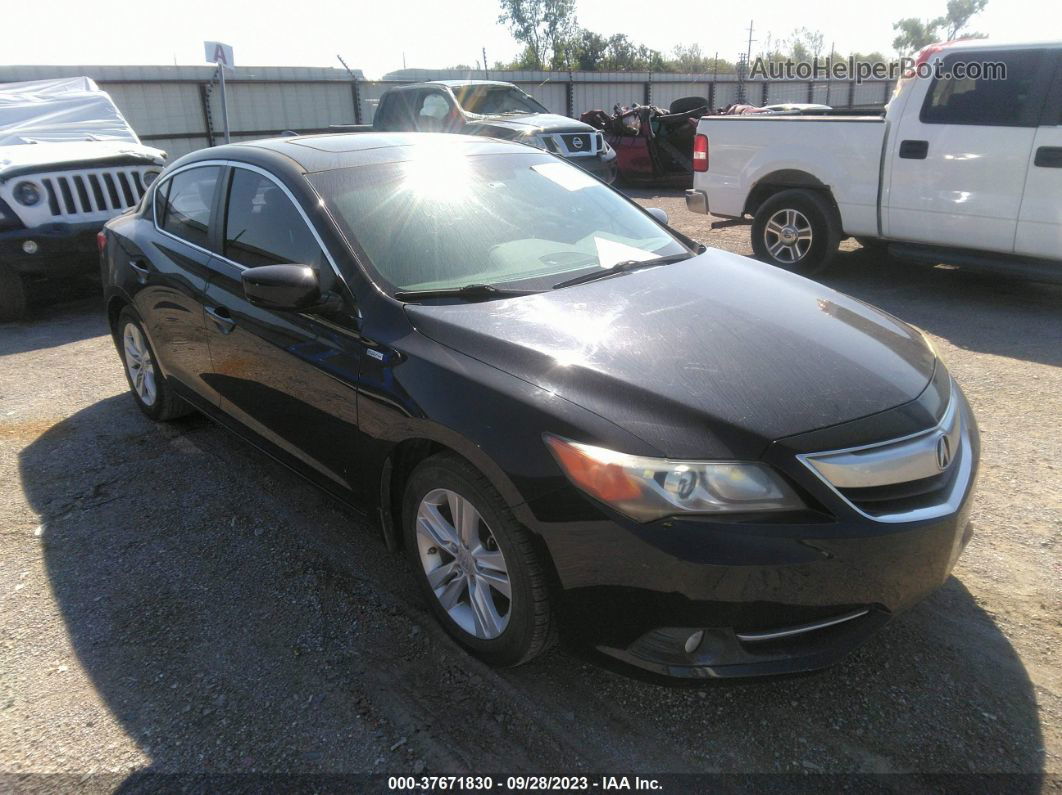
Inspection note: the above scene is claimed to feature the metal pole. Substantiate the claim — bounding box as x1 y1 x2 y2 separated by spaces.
483 47 489 80
218 65 231 144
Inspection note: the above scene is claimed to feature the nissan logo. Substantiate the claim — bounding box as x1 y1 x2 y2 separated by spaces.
572 137 584 149
936 435 953 470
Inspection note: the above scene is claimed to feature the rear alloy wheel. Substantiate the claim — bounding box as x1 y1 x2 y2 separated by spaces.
0 265 27 322
116 307 193 422
751 189 841 276
403 453 554 666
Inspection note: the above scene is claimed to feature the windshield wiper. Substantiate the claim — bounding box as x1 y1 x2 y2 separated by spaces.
552 253 694 290
393 284 536 302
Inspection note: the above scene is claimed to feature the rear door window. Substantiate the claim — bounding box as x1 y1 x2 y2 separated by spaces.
156 166 221 248
921 49 1048 127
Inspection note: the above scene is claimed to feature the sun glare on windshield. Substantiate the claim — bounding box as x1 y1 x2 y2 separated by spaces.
400 140 475 201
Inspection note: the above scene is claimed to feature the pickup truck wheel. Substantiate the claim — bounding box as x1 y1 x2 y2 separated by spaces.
0 265 28 322
751 190 840 276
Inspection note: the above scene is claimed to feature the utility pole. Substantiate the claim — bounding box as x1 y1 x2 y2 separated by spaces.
746 19 756 67
483 47 489 79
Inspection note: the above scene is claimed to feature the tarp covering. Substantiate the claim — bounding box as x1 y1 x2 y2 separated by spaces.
0 77 141 146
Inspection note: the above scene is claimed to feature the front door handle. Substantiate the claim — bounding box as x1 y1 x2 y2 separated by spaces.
205 305 237 334
1034 146 1062 168
899 139 929 159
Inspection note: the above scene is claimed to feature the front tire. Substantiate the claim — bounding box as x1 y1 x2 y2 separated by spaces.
0 265 27 322
402 453 554 667
116 307 192 422
751 189 841 276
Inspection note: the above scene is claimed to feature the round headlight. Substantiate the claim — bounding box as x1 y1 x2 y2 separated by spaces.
13 181 42 206
142 170 161 187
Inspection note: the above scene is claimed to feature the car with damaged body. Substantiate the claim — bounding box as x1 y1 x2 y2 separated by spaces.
100 132 979 679
0 77 165 320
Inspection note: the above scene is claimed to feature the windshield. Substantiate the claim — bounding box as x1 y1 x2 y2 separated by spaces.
310 146 686 293
451 85 547 115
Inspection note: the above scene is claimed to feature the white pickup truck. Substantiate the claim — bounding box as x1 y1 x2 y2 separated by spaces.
686 40 1062 279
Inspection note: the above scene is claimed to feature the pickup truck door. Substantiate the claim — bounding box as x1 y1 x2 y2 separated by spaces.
884 48 1054 253
1015 53 1062 260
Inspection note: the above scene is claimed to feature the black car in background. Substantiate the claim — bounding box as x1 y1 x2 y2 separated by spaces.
100 132 979 679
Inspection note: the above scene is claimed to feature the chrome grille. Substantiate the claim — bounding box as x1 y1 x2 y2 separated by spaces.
38 166 151 220
798 378 973 522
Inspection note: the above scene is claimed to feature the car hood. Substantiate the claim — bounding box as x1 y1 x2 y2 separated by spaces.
0 140 165 179
405 250 936 459
466 113 595 135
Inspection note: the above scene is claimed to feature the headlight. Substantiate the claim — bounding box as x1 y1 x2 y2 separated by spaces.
13 181 42 206
521 134 548 150
142 169 161 186
545 435 805 521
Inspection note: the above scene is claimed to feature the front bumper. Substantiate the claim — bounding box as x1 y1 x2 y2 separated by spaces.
524 376 980 679
0 221 102 276
569 155 618 184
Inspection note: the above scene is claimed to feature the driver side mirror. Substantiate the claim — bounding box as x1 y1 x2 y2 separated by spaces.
241 264 341 313
646 207 669 225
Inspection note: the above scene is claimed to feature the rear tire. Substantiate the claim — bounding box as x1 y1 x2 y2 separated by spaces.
751 189 841 276
0 265 27 322
402 453 554 667
116 307 192 422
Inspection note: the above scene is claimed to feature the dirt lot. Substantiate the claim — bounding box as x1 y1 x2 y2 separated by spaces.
1 191 1059 788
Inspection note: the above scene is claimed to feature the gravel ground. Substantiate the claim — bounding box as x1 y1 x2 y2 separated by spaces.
0 191 1059 788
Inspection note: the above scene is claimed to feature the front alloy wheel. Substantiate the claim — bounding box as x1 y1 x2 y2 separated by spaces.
403 454 554 666
416 488 512 639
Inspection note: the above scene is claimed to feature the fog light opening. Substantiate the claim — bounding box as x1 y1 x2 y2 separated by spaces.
684 630 704 655
22 240 38 255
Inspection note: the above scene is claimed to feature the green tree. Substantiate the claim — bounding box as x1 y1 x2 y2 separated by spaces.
670 43 713 72
892 0 988 55
939 0 989 39
786 28 825 61
497 0 577 70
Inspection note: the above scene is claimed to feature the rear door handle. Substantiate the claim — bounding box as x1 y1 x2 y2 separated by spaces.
899 140 929 159
205 305 237 334
1034 146 1062 168
129 259 149 284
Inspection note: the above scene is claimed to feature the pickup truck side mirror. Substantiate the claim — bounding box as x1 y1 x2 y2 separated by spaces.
646 207 669 225
241 264 342 313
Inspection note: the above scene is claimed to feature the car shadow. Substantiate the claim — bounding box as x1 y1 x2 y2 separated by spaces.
21 396 1046 780
818 248 1062 368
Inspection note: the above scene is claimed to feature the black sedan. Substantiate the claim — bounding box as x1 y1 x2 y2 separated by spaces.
100 133 979 679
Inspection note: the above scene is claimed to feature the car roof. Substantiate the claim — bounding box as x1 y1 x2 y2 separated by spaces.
174 132 531 174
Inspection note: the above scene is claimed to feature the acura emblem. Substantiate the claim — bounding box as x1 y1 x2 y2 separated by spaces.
572 137 584 149
936 435 953 470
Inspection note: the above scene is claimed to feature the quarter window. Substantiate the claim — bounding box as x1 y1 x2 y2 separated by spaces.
223 169 324 269
920 50 1046 127
156 166 221 248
